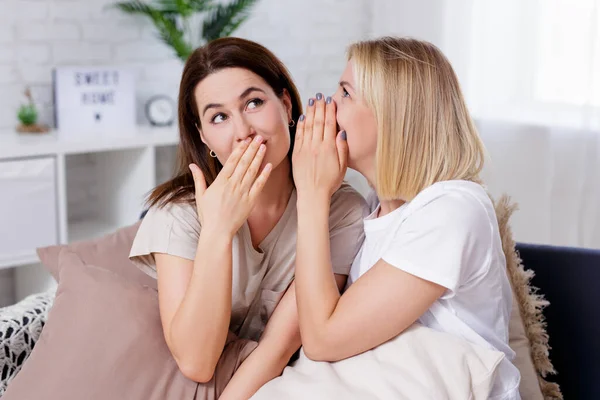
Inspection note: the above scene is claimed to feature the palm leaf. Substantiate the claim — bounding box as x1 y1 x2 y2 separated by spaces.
201 0 258 42
155 0 193 17
113 1 191 60
112 0 155 15
112 0 258 61
153 14 193 59
188 0 215 12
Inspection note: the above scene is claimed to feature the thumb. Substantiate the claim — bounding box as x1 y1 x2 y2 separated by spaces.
336 130 349 171
189 163 207 197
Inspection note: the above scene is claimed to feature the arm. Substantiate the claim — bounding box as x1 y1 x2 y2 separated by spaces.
295 195 445 362
154 137 273 382
292 94 444 362
219 276 347 400
155 229 232 383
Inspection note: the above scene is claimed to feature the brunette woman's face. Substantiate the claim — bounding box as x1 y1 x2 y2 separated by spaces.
194 68 293 170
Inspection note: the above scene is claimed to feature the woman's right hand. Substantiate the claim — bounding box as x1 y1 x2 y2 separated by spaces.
189 135 272 237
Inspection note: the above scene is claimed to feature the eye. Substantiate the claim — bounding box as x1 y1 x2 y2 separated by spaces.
342 87 350 98
246 98 264 110
211 113 227 124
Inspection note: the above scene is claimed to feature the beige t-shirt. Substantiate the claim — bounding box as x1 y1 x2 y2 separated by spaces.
129 183 368 341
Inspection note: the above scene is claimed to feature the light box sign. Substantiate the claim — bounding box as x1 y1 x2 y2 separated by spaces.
53 67 136 136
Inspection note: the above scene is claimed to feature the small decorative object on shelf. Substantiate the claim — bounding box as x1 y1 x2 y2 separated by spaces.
53 66 136 137
146 95 175 127
16 88 50 134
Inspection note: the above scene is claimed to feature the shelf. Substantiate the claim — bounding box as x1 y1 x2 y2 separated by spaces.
68 219 122 243
0 125 179 159
0 125 178 304
0 252 40 270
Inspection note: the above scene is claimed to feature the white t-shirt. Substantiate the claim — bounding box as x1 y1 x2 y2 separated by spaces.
347 180 521 400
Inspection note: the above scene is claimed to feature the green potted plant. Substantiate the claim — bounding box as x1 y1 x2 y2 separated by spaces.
112 0 258 61
16 87 49 134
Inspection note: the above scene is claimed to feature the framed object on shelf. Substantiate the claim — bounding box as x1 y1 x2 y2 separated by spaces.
53 66 136 137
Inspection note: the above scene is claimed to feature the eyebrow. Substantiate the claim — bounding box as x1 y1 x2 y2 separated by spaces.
339 80 354 90
202 86 266 117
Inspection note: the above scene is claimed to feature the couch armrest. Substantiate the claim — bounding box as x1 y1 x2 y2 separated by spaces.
0 289 55 395
516 243 600 400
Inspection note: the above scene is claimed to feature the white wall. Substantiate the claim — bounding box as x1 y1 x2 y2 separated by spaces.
0 0 371 131
0 0 372 305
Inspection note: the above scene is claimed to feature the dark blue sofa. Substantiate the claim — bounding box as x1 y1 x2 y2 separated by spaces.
516 243 600 400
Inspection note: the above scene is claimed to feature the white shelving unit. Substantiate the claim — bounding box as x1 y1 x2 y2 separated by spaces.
0 126 179 303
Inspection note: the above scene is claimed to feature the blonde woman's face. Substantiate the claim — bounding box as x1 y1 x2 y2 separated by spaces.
333 61 377 177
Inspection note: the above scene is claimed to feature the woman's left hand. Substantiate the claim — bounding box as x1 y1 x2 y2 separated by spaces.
292 94 348 199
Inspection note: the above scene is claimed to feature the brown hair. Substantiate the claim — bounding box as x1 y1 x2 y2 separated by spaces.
147 37 303 208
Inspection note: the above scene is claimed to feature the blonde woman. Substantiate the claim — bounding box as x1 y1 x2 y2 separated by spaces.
290 37 521 399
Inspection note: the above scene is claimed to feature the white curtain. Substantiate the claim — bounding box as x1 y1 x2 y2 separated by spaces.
365 0 600 248
464 0 600 249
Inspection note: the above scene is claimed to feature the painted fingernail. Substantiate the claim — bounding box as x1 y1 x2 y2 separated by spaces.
244 137 252 143
308 98 314 106
316 93 323 100
299 114 305 121
259 144 266 152
326 96 332 104
254 135 263 143
341 131 347 140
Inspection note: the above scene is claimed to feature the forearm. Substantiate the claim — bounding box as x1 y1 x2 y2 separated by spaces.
295 192 340 349
219 343 294 400
169 229 233 378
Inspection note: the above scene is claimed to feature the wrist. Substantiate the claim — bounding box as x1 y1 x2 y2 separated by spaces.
200 225 234 246
297 190 331 210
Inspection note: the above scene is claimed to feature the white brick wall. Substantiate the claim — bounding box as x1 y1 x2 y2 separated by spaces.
0 0 374 305
0 0 371 131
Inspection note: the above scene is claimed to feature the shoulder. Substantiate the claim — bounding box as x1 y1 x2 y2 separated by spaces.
331 182 370 216
403 180 494 236
329 182 370 225
141 199 200 234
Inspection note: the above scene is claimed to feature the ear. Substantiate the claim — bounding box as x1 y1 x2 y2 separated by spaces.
195 123 207 144
281 88 293 121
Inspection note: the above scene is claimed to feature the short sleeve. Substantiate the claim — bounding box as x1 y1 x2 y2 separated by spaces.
328 183 370 275
382 191 493 299
129 201 200 278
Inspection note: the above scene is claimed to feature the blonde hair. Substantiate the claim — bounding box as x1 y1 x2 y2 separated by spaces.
347 37 486 201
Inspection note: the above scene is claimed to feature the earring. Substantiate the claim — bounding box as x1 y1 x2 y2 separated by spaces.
289 119 295 128
209 150 217 158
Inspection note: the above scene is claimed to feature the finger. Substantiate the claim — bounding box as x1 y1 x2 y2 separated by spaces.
312 92 326 143
189 163 207 196
336 130 349 171
230 135 264 183
249 163 273 200
240 143 267 190
303 97 316 147
293 114 305 154
221 138 252 177
324 96 337 143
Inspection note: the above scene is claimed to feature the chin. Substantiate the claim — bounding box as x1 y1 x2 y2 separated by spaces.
263 149 288 171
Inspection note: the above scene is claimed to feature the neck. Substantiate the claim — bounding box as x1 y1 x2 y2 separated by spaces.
251 158 294 215
356 163 405 218
378 199 405 217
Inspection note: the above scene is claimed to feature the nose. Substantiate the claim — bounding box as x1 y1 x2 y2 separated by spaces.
234 116 255 143
332 89 342 104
